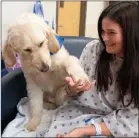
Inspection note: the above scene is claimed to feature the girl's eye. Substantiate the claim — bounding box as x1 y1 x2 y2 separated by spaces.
24 48 32 53
109 32 117 34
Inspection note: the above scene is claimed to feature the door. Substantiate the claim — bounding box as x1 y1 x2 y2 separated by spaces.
56 1 86 36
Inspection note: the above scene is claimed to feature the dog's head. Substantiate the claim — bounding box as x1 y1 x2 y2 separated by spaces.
2 13 60 72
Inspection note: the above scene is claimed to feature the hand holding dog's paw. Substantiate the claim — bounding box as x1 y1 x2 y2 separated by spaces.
65 75 96 95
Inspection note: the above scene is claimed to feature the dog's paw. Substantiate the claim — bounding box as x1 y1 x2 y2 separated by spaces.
26 117 41 131
70 73 89 86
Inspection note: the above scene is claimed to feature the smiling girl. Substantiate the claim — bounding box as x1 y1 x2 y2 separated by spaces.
58 2 139 137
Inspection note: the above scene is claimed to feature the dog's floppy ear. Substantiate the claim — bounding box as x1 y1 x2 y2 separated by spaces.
47 30 60 53
2 40 16 67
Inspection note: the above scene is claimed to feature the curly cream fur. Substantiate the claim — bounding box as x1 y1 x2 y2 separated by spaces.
2 13 89 131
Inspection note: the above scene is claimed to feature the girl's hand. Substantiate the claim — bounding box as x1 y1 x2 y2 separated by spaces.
65 76 96 96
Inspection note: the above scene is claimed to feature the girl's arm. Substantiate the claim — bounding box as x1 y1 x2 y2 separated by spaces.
82 122 112 136
57 122 112 137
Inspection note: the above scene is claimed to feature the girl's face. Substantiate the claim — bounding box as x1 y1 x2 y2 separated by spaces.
101 17 123 57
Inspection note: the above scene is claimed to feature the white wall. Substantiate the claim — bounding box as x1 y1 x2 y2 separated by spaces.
85 1 108 38
2 1 56 46
2 1 108 46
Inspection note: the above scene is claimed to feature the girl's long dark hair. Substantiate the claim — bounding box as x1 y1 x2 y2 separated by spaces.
96 2 139 108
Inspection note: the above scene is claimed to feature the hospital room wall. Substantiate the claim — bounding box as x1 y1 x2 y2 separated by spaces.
1 1 108 47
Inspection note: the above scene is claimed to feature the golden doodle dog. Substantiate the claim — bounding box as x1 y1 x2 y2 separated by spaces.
2 13 90 131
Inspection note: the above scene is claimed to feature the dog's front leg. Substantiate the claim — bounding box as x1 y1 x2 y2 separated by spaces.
65 56 89 84
25 76 43 131
55 86 68 106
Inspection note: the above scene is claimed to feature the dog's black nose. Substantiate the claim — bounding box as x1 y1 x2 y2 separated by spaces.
40 62 49 72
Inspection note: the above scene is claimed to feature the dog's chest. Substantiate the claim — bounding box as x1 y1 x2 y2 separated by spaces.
32 71 66 93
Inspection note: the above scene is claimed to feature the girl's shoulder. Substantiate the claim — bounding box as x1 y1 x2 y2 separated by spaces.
82 39 104 57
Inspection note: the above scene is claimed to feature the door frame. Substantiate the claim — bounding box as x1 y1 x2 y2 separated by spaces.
56 1 87 36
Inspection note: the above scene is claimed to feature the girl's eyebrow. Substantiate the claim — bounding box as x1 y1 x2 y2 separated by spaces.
102 28 117 31
107 29 117 31
102 29 118 33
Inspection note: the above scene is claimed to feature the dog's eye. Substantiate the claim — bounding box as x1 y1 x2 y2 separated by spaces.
24 48 32 53
39 41 43 47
